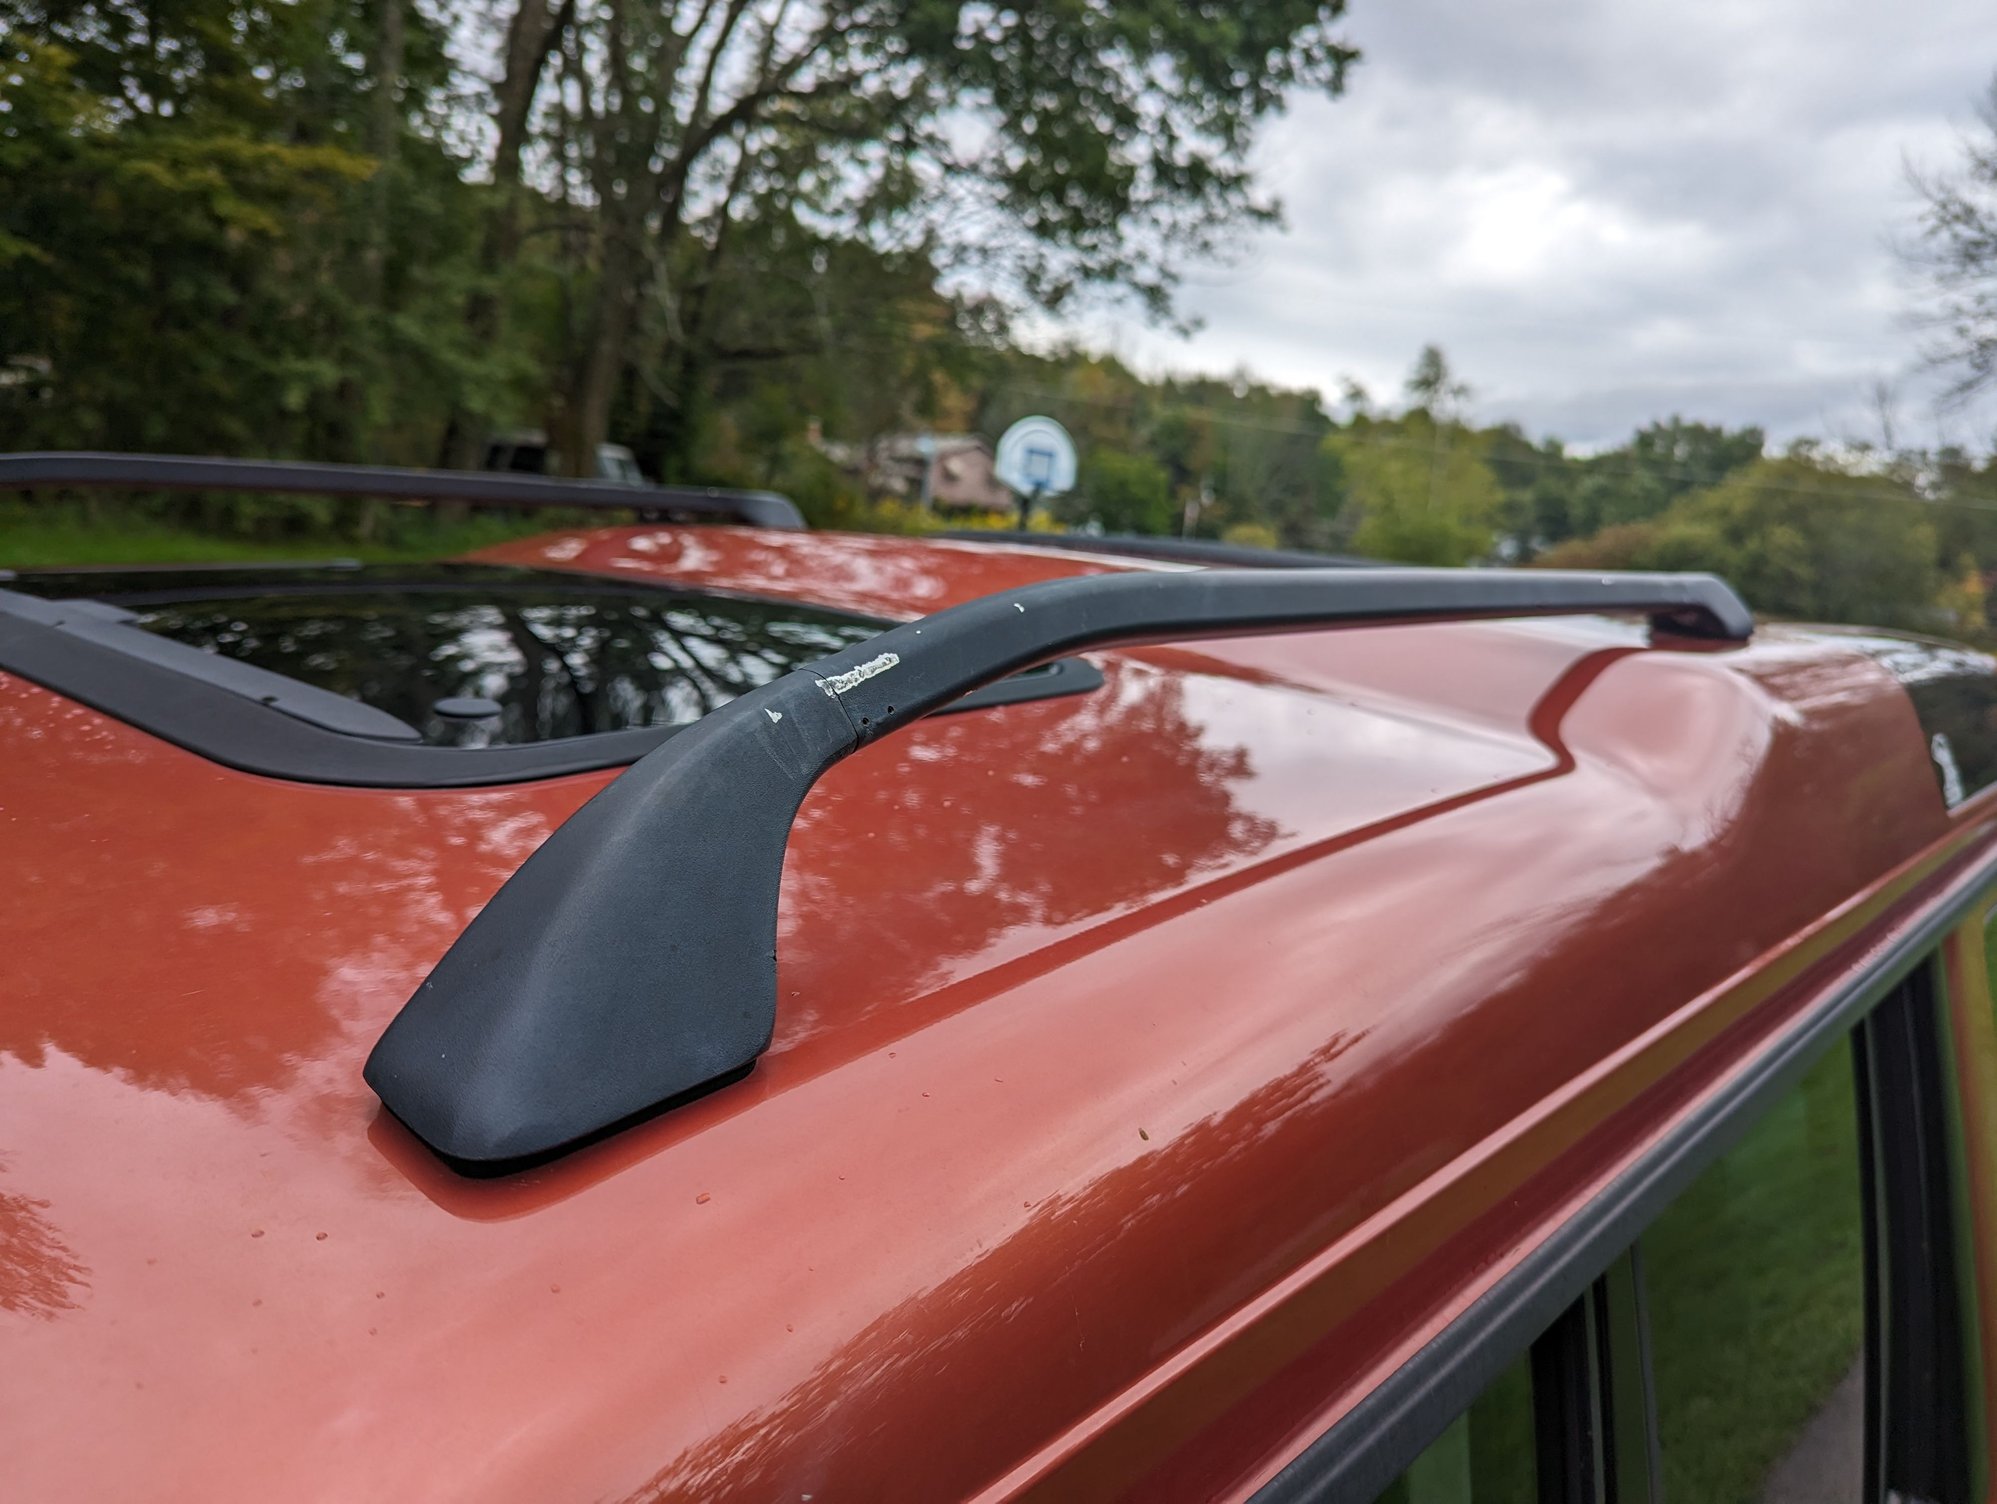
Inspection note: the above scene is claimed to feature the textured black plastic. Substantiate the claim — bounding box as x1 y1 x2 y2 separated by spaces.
365 674 857 1162
0 451 806 530
808 567 1751 743
0 586 423 741
366 566 1752 1168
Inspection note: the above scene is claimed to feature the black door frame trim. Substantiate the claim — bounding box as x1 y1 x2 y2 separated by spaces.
1860 965 1974 1501
1251 837 1997 1503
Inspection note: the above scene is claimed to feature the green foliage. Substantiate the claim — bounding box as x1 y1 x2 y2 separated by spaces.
1628 417 1767 501
1550 417 1766 543
1541 458 1948 630
2 30 372 455
1220 522 1281 550
2 5 517 488
890 0 1360 317
0 0 1990 651
1068 448 1174 534
1324 413 1501 565
1477 415 1767 553
0 1 1364 495
500 0 1362 463
1403 343 1470 414
757 447 936 535
1645 1044 1864 1502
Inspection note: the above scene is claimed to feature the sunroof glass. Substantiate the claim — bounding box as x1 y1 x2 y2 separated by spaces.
13 565 885 749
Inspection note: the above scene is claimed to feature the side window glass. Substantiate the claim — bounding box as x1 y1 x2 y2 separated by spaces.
1643 1040 1865 1501
1372 1349 1537 1503
1986 904 1997 1015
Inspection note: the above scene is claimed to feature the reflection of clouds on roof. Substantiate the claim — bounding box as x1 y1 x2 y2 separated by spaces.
1833 633 1997 687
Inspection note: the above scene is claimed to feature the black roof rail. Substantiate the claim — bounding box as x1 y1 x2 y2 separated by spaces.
365 566 1753 1170
937 530 1389 569
0 451 806 531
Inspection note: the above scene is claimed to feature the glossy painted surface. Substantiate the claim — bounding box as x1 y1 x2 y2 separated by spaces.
0 526 1963 1500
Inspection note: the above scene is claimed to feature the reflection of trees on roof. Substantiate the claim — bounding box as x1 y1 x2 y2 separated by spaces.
776 661 1285 1046
0 1165 89 1321
0 655 1274 1111
0 684 567 1105
132 588 878 747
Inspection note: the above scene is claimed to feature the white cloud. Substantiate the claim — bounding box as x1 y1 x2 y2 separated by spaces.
1064 0 1997 447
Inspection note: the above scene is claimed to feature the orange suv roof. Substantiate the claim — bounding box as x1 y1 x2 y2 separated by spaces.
0 524 1952 1499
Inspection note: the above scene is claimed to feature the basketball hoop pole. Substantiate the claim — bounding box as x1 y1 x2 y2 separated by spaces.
1018 480 1045 530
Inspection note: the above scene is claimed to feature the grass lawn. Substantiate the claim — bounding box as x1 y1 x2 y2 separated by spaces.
0 506 562 570
1376 1351 1536 1503
1643 1042 1865 1502
1379 1042 1864 1504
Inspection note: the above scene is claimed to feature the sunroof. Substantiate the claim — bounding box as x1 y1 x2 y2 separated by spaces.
0 562 1101 786
7 564 884 748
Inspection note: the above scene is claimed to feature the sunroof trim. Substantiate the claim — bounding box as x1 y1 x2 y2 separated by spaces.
0 587 425 743
0 574 1103 787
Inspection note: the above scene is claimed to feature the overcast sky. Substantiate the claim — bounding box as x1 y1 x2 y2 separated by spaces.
1067 0 1997 450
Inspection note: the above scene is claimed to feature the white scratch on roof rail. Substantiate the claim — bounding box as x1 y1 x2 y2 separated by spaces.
819 652 900 697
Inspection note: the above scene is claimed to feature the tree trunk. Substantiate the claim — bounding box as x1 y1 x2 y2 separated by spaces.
641 149 749 478
366 0 404 248
561 220 645 476
443 0 570 470
354 0 403 533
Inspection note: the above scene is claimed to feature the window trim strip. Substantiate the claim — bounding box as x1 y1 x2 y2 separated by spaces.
1861 965 1974 1500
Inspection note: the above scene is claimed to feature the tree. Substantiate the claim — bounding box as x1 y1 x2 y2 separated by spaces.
1403 344 1469 417
1537 417 1765 544
1905 73 1997 404
1540 458 1946 630
0 25 371 457
1626 417 1765 502
1926 447 1997 574
630 209 995 484
1325 412 1501 565
1484 423 1577 556
1149 407 1216 520
1067 448 1172 534
474 0 1360 468
3 2 509 483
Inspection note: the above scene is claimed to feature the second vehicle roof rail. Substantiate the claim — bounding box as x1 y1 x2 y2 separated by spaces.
0 451 806 531
365 566 1753 1170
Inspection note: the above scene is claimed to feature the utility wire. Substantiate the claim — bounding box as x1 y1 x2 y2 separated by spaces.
981 380 1997 517
694 303 1997 512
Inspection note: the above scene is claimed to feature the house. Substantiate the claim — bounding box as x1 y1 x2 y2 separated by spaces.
814 427 1015 514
